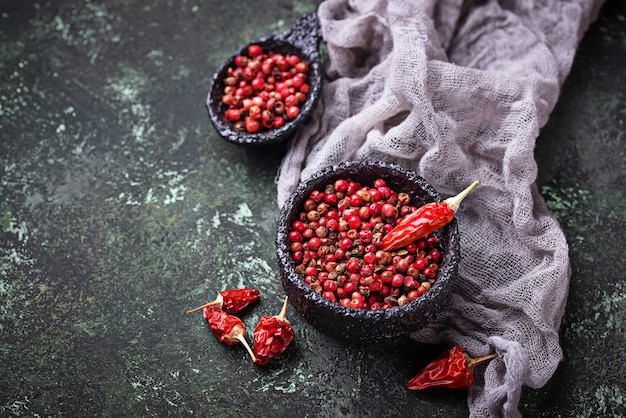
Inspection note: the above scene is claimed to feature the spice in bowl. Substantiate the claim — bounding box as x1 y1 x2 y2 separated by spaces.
286 176 477 310
276 161 470 343
207 13 322 145
220 44 310 134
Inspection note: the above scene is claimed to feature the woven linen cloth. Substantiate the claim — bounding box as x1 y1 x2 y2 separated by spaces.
276 0 604 416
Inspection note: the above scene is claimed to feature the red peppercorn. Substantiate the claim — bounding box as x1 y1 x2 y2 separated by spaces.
261 111 275 128
287 54 300 66
286 105 300 119
324 193 338 206
430 249 442 263
291 73 306 88
348 193 361 207
292 220 306 233
350 298 364 309
250 96 263 107
427 236 439 248
295 61 308 73
330 180 346 194
381 203 396 218
345 259 360 274
273 101 285 114
284 94 299 108
363 252 376 264
347 215 362 229
292 251 304 263
358 229 372 243
307 237 322 251
273 116 285 128
423 267 437 279
288 231 302 242
391 274 404 288
234 55 248 67
243 85 256 100
380 270 393 285
248 105 262 120
413 257 428 270
224 108 241 122
395 258 409 273
248 44 263 57
338 237 352 251
323 280 338 292
251 77 264 91
245 118 260 133
369 280 382 293
242 98 253 110
323 291 337 302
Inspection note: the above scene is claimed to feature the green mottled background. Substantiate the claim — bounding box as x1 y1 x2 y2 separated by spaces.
1 0 624 416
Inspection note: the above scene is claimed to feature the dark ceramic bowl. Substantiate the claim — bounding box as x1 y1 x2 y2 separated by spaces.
276 161 461 343
206 13 322 146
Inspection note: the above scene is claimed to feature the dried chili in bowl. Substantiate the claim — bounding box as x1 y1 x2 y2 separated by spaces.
252 296 295 366
382 181 478 252
406 345 497 390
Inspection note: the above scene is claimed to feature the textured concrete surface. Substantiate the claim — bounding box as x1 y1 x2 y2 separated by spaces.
0 0 624 416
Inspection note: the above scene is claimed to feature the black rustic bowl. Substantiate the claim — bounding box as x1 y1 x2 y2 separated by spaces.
275 161 461 344
206 13 323 146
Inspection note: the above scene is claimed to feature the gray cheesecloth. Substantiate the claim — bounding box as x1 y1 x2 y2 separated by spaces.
275 0 605 416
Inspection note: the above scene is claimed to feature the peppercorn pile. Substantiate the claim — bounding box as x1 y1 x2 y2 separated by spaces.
220 44 310 133
287 177 446 309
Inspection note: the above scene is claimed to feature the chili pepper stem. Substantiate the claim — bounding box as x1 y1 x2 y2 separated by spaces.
185 295 223 314
443 181 479 213
235 333 257 363
464 352 498 372
275 296 290 323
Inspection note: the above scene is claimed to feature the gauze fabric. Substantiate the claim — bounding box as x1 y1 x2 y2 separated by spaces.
276 0 604 416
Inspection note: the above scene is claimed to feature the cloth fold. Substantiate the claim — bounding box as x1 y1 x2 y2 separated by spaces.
276 0 604 416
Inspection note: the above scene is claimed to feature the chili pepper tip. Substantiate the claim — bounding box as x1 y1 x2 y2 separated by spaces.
235 333 258 363
276 296 290 323
185 300 220 314
443 181 479 213
465 352 498 372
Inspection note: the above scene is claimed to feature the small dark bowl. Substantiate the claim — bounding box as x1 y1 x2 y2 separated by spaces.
275 161 461 344
206 13 323 146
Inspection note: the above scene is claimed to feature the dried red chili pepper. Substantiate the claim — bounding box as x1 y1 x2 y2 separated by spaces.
186 288 260 315
203 305 256 362
406 345 497 390
252 296 295 366
382 181 478 251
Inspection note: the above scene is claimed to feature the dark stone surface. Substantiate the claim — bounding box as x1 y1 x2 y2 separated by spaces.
0 0 624 417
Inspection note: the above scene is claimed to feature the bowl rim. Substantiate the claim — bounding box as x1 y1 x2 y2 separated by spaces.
276 160 460 322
